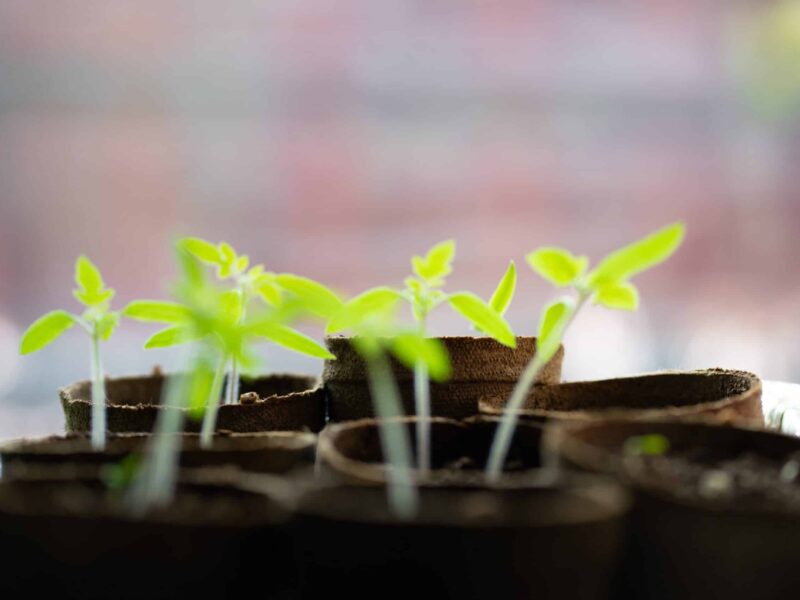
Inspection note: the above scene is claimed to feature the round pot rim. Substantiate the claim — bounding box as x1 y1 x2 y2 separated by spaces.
479 368 762 421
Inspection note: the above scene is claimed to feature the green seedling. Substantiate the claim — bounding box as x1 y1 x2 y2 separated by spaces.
328 240 517 474
624 434 671 457
123 237 338 448
486 223 686 480
328 287 452 518
19 256 121 450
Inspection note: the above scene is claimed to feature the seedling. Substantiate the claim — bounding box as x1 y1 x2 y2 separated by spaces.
328 287 451 518
486 223 686 480
624 434 671 457
19 256 121 450
328 240 517 474
123 237 338 448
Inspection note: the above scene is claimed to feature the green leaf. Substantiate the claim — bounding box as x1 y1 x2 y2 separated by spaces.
594 281 640 311
624 434 670 457
102 454 141 491
73 255 114 306
123 301 191 323
219 290 244 323
448 292 516 348
273 274 343 319
236 255 249 273
20 310 76 354
412 240 456 282
537 298 573 364
526 248 588 288
250 322 335 359
97 312 120 341
326 287 402 334
178 237 221 265
188 360 216 420
489 260 516 315
587 222 686 288
143 326 203 349
391 333 451 382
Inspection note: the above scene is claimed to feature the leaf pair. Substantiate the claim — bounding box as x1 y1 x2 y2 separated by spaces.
180 238 249 280
412 240 455 286
527 223 685 312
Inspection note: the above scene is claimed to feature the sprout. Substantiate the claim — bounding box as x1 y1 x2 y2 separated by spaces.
19 256 121 450
486 223 686 480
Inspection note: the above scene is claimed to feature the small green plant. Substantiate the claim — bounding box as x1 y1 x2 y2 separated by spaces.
486 223 686 480
328 240 517 474
624 434 671 457
19 256 121 450
123 237 338 448
327 286 452 518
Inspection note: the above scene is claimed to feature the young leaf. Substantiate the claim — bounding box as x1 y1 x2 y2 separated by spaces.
178 237 221 266
75 255 104 296
586 223 686 288
143 326 203 349
537 297 574 364
236 255 250 273
273 274 343 319
249 322 335 359
412 240 456 282
594 281 640 311
19 310 76 354
97 312 120 341
624 434 670 457
391 333 451 382
489 260 517 315
123 301 191 323
255 275 282 306
326 287 402 334
448 292 516 348
526 248 588 287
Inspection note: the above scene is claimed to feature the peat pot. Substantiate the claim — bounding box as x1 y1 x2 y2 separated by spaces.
0 430 316 480
289 478 630 600
317 415 546 485
60 372 326 434
549 419 800 600
0 471 292 599
480 369 762 427
324 335 564 422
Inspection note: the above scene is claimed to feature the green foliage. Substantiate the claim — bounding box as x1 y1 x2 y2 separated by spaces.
447 292 516 348
273 274 344 319
74 255 115 307
594 281 640 311
624 434 671 457
123 301 191 323
489 261 516 315
391 333 451 381
19 310 76 354
412 239 455 285
326 287 401 334
536 298 574 364
248 321 335 359
526 248 588 288
144 325 202 349
102 454 142 491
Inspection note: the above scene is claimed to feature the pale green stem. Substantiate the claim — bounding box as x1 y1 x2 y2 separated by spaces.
365 351 418 519
413 361 431 474
486 292 590 481
227 358 239 405
90 328 106 451
200 356 228 448
126 366 191 514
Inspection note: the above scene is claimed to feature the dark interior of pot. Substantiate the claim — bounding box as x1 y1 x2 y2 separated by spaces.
329 417 544 472
484 370 756 413
64 373 318 407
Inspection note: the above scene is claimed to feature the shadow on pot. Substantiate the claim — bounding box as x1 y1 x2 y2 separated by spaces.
480 369 763 427
549 418 800 600
60 372 326 434
324 336 564 421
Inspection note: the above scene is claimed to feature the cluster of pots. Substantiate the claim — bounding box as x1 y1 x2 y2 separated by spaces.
3 334 795 599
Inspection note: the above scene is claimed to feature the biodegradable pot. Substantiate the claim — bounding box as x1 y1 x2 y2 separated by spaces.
323 335 564 421
0 471 292 599
0 430 316 480
290 478 630 600
549 419 800 600
60 372 326 434
480 369 763 427
317 415 546 486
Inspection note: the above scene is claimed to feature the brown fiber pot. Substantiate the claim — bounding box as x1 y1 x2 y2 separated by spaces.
0 470 293 599
547 419 800 600
480 369 763 427
0 431 316 480
317 415 546 486
323 335 564 422
289 477 630 600
59 372 326 434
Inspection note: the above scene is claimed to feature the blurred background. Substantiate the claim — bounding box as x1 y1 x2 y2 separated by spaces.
2 0 800 438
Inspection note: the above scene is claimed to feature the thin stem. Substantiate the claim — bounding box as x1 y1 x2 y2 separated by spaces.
414 360 431 474
227 358 240 405
90 328 106 451
485 292 590 481
365 351 418 519
200 355 228 448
